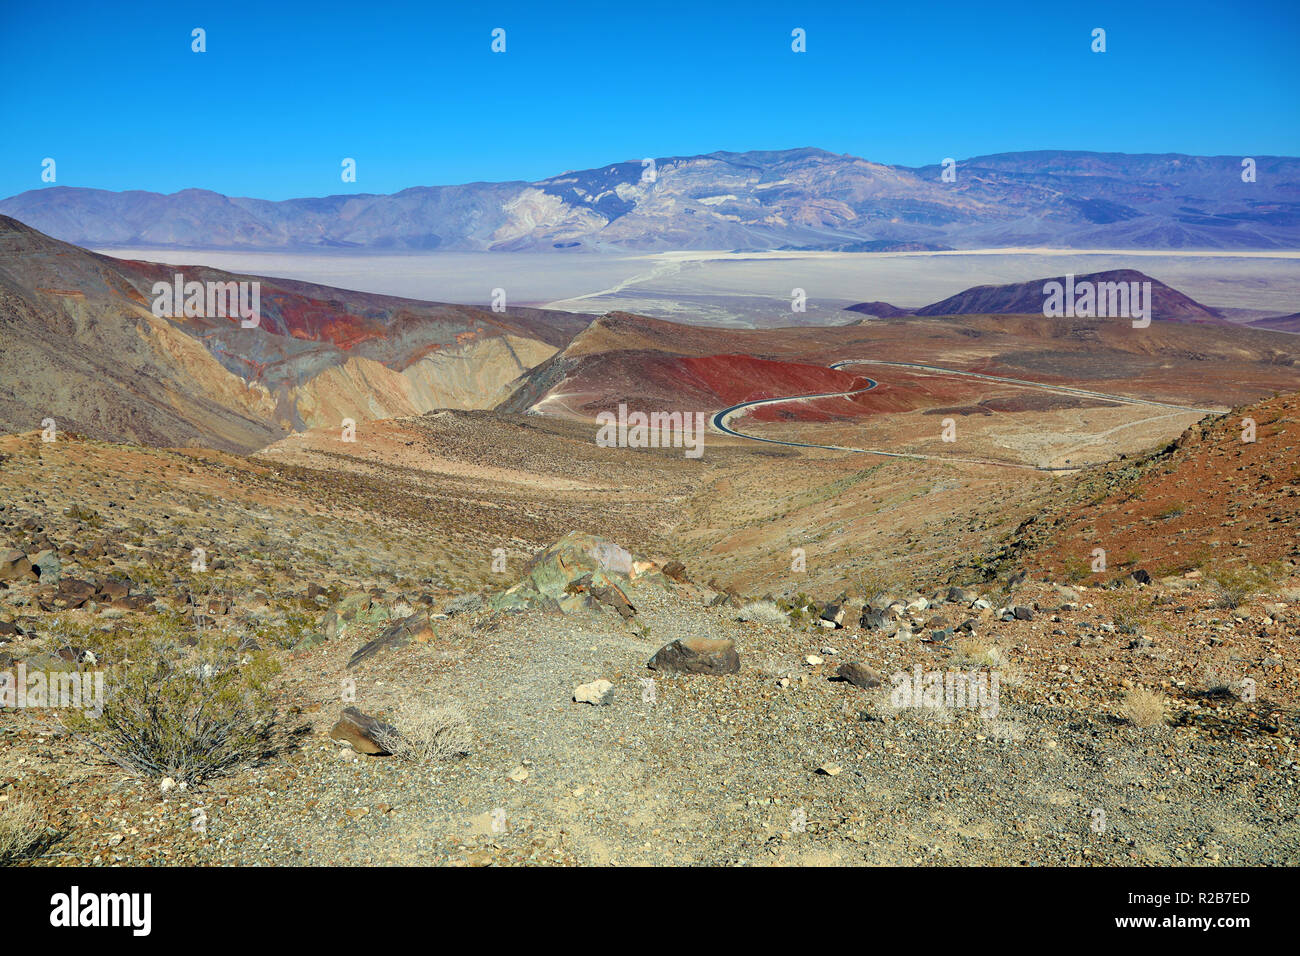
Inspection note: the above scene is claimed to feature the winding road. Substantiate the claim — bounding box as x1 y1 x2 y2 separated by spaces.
710 358 1219 471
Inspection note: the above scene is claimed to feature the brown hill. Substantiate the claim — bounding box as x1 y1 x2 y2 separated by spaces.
502 306 1300 425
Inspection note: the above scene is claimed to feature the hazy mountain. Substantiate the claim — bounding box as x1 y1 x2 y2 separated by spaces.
1249 312 1300 333
3 148 1297 253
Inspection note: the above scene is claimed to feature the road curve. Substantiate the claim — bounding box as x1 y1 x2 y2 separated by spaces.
710 359 1218 471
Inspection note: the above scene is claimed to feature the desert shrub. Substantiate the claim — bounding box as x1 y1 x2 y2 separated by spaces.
1109 587 1152 633
1119 687 1166 728
369 698 471 763
68 654 280 785
776 594 815 624
0 799 46 865
1208 564 1275 610
737 600 790 628
250 609 315 649
953 638 1004 668
1061 554 1093 584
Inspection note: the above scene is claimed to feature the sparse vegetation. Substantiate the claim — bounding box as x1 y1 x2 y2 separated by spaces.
953 637 1004 668
0 799 46 865
1155 502 1186 520
67 654 281 785
370 698 471 763
1119 687 1166 728
737 600 790 627
776 593 817 625
444 593 485 616
1208 563 1277 609
1109 586 1154 634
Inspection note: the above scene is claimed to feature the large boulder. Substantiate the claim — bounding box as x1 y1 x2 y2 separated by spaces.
491 533 666 616
329 707 396 755
31 550 61 583
647 637 740 675
0 550 34 582
833 661 883 689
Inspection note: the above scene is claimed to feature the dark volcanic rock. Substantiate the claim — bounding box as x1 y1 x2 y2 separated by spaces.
661 560 688 583
647 637 740 675
819 602 846 628
347 610 434 670
833 661 883 689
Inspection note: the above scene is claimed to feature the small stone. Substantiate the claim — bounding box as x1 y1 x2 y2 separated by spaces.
160 777 177 792
804 655 824 666
817 763 842 776
573 679 615 705
508 766 529 783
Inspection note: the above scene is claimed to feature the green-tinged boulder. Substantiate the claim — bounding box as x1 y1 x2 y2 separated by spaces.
31 550 61 583
336 593 391 626
489 533 669 616
296 593 394 651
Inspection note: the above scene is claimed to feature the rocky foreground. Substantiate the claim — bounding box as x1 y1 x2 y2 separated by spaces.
2 508 1297 865
1 395 1299 866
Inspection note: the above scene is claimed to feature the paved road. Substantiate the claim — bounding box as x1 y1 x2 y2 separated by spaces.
710 358 1218 471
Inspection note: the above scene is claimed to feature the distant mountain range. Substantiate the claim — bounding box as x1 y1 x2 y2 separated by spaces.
3 148 1298 253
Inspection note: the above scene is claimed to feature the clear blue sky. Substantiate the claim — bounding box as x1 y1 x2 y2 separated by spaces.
2 0 1296 200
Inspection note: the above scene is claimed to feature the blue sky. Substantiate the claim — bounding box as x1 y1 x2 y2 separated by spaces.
1 0 1296 200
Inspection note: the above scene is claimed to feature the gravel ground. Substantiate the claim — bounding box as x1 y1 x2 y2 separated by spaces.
9 573 1296 867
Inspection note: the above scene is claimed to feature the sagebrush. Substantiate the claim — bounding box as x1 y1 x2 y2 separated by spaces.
0 799 46 864
737 600 790 628
68 655 280 785
370 698 471 763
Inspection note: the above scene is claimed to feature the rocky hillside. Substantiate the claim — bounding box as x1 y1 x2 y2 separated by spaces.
0 216 587 451
1 423 1295 866
973 392 1300 588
